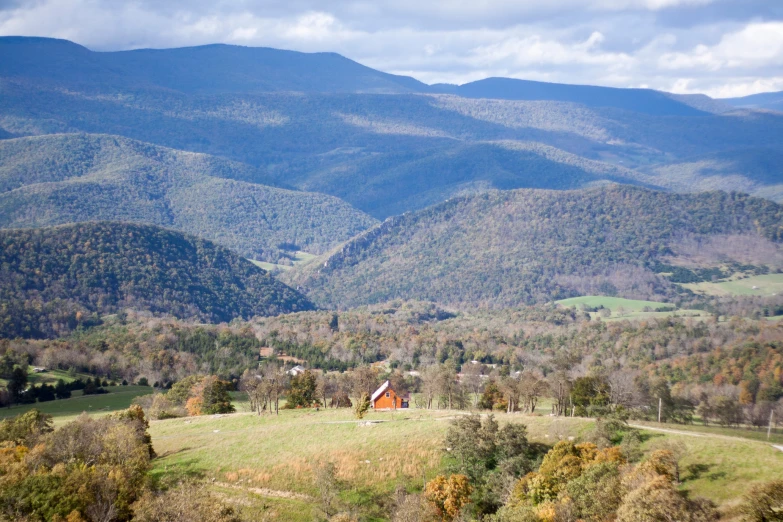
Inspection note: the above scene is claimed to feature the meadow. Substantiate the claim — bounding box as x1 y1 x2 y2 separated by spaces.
3 386 782 520
682 273 783 297
555 295 708 321
0 385 151 424
250 252 318 273
147 406 783 521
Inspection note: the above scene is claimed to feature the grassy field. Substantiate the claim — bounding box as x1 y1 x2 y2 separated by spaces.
3 388 781 520
0 367 92 388
250 252 317 273
682 273 783 297
556 295 708 321
148 409 590 521
0 385 152 424
144 407 783 521
631 419 783 445
556 296 674 311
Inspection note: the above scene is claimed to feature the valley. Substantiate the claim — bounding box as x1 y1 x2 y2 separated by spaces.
1 32 783 522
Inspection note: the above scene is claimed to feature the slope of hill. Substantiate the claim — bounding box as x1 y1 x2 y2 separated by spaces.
283 186 783 309
723 91 783 112
0 134 378 260
0 222 314 338
293 140 653 218
435 77 705 116
642 148 783 203
0 36 427 95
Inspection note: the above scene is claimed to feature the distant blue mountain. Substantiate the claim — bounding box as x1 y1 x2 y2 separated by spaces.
1 36 704 116
0 36 427 94
723 91 783 112
432 77 706 116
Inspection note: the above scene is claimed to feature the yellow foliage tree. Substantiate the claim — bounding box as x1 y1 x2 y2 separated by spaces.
424 474 473 522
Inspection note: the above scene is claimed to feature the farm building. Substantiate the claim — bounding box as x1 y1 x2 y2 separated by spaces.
371 380 409 409
287 365 306 376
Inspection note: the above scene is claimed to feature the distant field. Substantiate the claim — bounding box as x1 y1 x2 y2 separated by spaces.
555 296 709 321
249 251 317 273
145 407 783 521
0 385 152 424
556 296 674 311
0 368 93 388
682 273 783 297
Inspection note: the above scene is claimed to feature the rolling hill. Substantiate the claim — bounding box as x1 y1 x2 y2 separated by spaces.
283 186 783 309
0 134 378 260
0 222 315 338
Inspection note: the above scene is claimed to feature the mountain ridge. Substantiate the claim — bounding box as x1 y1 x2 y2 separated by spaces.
0 133 378 260
283 185 783 309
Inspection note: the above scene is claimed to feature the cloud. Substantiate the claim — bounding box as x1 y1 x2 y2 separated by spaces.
0 0 781 97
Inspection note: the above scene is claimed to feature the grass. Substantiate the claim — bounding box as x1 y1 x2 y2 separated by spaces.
637 427 783 513
555 295 709 321
0 385 152 424
681 273 783 297
145 406 782 520
249 252 318 273
631 419 783 445
0 367 92 388
556 296 674 311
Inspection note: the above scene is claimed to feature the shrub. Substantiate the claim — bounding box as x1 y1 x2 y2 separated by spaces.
738 480 783 522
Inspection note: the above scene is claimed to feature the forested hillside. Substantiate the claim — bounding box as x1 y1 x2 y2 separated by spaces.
0 222 314 338
285 186 783 308
0 134 377 260
2 38 783 217
642 148 783 203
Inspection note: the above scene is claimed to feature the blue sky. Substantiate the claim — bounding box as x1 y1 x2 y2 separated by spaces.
1 0 782 97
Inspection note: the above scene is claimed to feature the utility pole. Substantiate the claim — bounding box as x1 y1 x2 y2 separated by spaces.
658 397 662 423
769 410 775 441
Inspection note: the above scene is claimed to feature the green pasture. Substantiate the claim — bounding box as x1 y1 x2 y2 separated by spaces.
556 295 710 321
682 273 783 297
0 385 152 424
249 251 318 273
0 367 92 388
145 407 783 520
556 296 674 311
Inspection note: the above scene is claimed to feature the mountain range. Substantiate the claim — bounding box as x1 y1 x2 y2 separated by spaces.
1 36 782 324
1 36 782 220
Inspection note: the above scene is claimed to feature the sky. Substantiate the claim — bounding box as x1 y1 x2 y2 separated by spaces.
1 0 782 98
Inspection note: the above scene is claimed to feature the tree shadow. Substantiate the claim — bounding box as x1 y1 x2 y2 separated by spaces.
638 431 663 443
682 463 727 482
148 457 208 488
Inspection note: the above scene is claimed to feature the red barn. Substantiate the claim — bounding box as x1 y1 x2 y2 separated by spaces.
371 380 409 409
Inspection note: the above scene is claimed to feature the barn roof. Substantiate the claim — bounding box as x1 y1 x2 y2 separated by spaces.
371 380 390 402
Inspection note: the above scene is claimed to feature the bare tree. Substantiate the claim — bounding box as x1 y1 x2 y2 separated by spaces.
500 375 522 413
419 365 440 409
461 363 485 407
519 370 547 413
438 362 458 410
548 371 572 416
608 370 638 409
